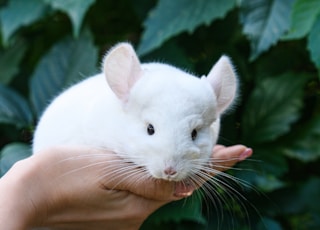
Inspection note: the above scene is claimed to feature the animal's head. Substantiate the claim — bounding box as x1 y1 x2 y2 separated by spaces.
102 43 237 181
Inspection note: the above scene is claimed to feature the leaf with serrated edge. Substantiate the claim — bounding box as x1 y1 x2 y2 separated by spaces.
240 0 294 60
0 84 33 128
138 0 236 55
29 29 98 118
242 73 308 145
45 0 95 37
0 0 47 45
283 0 320 40
283 116 320 162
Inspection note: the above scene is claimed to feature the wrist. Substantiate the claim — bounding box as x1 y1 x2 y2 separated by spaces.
0 157 48 228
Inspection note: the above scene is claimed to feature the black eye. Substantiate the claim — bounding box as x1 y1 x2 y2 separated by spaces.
191 129 197 141
147 124 155 135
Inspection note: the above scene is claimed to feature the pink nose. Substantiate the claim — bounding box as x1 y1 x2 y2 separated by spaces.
164 167 177 176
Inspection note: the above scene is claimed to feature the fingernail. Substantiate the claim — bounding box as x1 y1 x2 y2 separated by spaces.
174 191 194 198
239 148 253 161
174 181 195 198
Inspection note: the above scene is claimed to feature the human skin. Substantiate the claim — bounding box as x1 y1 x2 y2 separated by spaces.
0 145 252 230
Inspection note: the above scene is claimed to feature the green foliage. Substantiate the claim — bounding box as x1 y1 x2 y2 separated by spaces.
0 39 27 84
0 0 319 229
240 0 295 60
307 16 320 69
0 0 48 46
141 194 206 229
283 0 320 39
242 73 308 144
138 0 236 55
44 0 95 37
30 29 98 117
283 0 320 70
0 84 32 128
283 116 320 162
0 142 31 176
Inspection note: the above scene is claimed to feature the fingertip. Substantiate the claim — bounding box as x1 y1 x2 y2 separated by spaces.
173 181 195 199
239 148 253 161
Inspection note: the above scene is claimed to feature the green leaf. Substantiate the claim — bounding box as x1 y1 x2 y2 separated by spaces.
282 116 320 162
0 0 47 45
270 179 320 215
0 39 27 84
255 149 289 177
138 0 236 55
299 177 320 212
143 194 206 227
141 40 193 71
0 84 33 127
44 0 95 37
307 15 320 69
255 174 286 192
29 29 98 118
238 148 288 191
242 73 308 145
257 217 282 230
283 0 320 40
0 142 31 176
240 0 294 60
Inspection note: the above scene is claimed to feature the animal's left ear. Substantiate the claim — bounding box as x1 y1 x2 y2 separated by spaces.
203 55 237 114
103 43 142 102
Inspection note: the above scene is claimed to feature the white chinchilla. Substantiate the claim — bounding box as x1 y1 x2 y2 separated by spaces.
32 43 237 182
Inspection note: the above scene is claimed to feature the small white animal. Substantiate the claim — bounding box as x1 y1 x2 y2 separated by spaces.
32 43 237 182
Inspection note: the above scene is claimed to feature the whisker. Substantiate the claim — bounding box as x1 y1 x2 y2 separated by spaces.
56 159 125 179
180 157 266 229
49 142 263 229
98 164 149 190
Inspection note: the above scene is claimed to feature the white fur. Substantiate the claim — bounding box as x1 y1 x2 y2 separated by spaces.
32 43 237 181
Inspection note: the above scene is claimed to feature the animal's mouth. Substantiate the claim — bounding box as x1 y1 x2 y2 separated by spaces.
133 163 198 197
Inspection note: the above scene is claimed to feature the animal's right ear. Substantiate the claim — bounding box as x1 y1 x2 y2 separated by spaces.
203 55 237 115
103 43 142 102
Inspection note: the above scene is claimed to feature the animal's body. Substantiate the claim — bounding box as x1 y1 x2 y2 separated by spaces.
32 43 237 182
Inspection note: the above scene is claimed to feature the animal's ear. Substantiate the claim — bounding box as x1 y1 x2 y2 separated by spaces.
203 55 237 114
103 43 142 102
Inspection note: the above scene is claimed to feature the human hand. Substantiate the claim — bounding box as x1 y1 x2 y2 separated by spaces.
0 144 251 230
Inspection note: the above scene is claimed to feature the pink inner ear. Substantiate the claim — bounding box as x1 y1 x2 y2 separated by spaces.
103 43 143 102
201 75 220 96
204 56 237 115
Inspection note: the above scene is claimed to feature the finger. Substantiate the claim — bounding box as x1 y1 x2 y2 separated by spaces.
103 146 252 201
213 144 225 152
142 145 253 198
211 145 252 172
